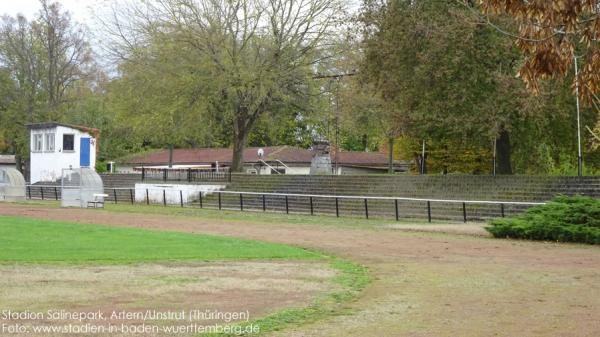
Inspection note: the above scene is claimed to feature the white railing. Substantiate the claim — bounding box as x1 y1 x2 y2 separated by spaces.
274 160 290 170
259 160 283 174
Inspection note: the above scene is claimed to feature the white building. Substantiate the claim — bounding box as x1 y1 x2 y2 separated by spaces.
28 123 99 184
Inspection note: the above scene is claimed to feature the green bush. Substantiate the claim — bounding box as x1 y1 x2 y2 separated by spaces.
95 160 107 173
486 195 600 245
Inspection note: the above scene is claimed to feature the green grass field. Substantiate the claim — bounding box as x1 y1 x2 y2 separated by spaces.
0 212 369 336
0 215 322 264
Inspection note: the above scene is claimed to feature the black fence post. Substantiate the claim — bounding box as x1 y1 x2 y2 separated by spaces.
500 203 505 217
262 194 266 212
364 198 369 219
239 193 243 211
199 192 203 208
187 168 192 182
113 189 118 204
309 196 314 215
163 190 166 207
146 189 149 205
427 201 432 223
141 167 145 181
163 168 167 181
395 199 399 221
462 202 467 223
54 187 58 200
130 189 134 204
285 195 289 214
335 197 339 217
180 190 184 208
218 192 222 210
41 187 44 200
27 185 31 200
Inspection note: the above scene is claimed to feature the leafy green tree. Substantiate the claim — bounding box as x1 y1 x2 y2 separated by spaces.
357 0 580 174
103 0 343 171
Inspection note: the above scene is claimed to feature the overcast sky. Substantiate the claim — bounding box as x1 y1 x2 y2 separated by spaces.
1 0 111 25
1 0 359 72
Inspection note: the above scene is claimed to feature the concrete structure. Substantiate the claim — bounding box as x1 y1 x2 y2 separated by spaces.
310 141 332 175
0 155 16 170
0 168 26 201
96 173 599 221
28 123 99 184
61 167 104 208
117 146 408 175
135 183 225 205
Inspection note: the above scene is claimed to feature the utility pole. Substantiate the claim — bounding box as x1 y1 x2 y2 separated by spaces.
492 138 497 176
334 77 340 175
420 139 426 175
574 56 583 177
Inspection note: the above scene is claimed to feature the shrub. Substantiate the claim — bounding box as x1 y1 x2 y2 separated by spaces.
486 195 600 245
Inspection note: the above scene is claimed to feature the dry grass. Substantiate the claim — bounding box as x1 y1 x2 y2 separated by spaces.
0 261 337 337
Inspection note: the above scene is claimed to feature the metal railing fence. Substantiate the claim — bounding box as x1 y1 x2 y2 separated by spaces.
24 184 545 223
138 167 231 183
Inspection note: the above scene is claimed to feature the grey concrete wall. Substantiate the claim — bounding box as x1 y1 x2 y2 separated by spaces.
89 173 599 221
228 174 600 201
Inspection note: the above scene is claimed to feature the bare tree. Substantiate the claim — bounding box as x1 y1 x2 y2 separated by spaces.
0 0 93 116
33 0 93 110
0 0 94 172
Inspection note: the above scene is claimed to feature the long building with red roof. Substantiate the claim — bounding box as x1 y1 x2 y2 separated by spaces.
117 146 408 174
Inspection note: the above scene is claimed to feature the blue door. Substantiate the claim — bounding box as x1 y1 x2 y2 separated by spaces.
80 137 90 167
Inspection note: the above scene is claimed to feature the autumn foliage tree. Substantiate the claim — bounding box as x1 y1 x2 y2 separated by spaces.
480 0 600 101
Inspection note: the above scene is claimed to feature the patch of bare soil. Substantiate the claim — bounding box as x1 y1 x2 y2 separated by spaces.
0 261 335 337
1 203 600 337
382 222 492 237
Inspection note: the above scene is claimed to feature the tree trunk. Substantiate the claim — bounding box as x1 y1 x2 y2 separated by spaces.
388 136 394 174
15 154 23 174
231 119 249 173
496 130 512 174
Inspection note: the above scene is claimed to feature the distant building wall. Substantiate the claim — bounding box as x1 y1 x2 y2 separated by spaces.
0 155 16 170
339 166 385 175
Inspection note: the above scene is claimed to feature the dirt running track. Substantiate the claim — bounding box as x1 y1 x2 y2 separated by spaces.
1 203 600 337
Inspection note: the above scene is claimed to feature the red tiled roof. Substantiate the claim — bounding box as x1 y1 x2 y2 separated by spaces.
122 146 391 167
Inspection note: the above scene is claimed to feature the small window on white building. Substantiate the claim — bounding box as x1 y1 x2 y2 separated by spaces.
63 134 74 151
33 134 43 152
44 133 55 152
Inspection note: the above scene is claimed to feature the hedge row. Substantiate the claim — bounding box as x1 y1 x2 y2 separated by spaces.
486 195 600 245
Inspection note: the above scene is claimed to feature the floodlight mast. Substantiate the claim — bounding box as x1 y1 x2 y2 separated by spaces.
574 56 583 177
492 138 497 176
420 139 426 175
